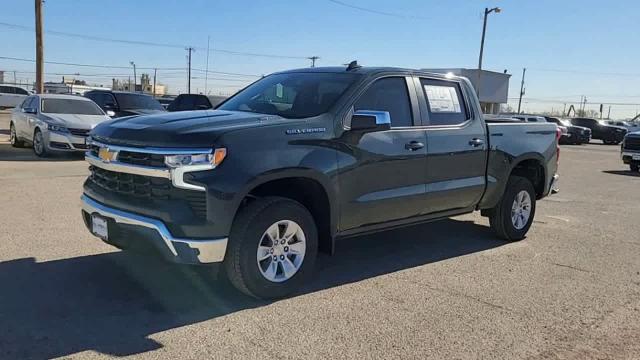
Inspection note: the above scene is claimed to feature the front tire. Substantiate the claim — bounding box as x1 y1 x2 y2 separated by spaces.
224 197 318 299
33 128 48 157
489 176 537 241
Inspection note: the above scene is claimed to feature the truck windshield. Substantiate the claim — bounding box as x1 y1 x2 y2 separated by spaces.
114 93 164 111
41 98 105 115
218 72 361 119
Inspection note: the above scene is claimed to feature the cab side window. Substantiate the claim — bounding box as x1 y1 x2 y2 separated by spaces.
354 77 413 127
420 78 469 126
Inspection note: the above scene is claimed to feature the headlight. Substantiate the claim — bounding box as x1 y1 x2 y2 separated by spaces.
165 148 227 168
47 123 68 132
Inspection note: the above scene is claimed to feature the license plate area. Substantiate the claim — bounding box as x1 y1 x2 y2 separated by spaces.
91 214 109 240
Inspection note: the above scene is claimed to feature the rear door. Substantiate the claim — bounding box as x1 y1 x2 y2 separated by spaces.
337 75 428 231
417 77 488 213
14 96 33 137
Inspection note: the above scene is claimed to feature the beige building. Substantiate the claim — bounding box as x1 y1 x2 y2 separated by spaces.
112 74 167 96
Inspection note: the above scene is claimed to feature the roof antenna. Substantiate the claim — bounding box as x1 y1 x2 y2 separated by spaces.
346 60 361 71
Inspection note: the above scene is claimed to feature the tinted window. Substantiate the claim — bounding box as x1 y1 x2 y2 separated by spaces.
179 95 195 110
41 99 104 115
194 95 211 109
14 87 29 95
0 86 12 94
219 72 360 119
420 78 469 126
354 77 413 127
113 93 164 110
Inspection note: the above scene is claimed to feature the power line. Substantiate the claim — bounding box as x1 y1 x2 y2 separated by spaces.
0 55 183 70
190 68 261 78
528 67 640 77
326 0 429 19
0 21 310 60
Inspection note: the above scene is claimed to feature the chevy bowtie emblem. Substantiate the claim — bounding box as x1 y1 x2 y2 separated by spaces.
98 147 118 163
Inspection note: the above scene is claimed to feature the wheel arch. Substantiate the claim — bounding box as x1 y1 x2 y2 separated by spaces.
234 171 337 255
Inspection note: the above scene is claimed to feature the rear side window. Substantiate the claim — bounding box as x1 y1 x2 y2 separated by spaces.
354 77 413 127
420 78 469 126
0 86 12 94
194 95 211 109
14 87 29 95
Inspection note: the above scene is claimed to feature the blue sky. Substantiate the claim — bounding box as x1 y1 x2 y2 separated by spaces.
1 0 639 118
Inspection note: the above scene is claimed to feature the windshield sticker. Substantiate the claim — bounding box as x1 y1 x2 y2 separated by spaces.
424 85 462 113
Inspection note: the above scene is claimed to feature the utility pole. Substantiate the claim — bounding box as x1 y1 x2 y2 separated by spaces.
477 7 501 97
13 71 17 85
607 105 611 119
204 36 210 94
308 56 320 67
517 68 526 114
130 61 137 92
186 47 195 94
35 0 44 93
153 68 157 97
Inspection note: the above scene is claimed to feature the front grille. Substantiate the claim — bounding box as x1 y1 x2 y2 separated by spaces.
624 137 640 151
73 143 89 150
88 166 206 218
117 150 166 167
69 128 90 137
88 144 166 167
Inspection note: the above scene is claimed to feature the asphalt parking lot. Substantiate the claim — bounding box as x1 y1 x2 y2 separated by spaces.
1 110 639 359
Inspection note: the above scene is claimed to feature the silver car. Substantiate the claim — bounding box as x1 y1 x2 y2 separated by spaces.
9 94 111 157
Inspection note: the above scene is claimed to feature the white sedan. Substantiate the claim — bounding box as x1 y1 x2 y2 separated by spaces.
9 94 111 157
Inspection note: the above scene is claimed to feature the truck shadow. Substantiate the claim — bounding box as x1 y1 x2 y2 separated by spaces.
0 219 504 359
602 170 640 178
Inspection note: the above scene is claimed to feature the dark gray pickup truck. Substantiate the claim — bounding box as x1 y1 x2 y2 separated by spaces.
81 65 560 299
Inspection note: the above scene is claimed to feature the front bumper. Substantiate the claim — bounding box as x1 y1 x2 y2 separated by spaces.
81 194 228 265
46 130 89 152
622 150 640 164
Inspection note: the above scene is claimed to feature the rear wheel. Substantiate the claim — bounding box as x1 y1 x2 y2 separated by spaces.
489 176 537 241
223 197 318 299
10 123 25 148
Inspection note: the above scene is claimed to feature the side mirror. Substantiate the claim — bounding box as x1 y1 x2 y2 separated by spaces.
349 110 391 131
22 107 37 114
106 110 116 117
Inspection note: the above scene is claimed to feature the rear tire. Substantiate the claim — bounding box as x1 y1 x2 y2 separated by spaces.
10 123 25 148
489 176 537 241
223 197 318 299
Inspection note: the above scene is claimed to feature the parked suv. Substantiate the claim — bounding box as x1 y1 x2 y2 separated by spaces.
81 66 559 299
167 94 228 112
84 90 165 118
0 85 30 109
545 117 591 144
571 117 627 144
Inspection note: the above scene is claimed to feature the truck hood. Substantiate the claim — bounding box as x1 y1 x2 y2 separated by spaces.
42 113 111 130
90 110 286 147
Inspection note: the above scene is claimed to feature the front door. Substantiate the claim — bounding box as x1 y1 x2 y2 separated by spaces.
418 77 488 213
336 76 428 231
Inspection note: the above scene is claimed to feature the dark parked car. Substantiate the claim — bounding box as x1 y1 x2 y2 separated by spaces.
167 94 228 112
621 131 640 172
570 117 627 144
84 90 166 118
545 117 591 144
81 66 560 299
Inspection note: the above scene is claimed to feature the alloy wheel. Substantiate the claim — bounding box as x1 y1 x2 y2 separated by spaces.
511 190 532 230
256 220 306 283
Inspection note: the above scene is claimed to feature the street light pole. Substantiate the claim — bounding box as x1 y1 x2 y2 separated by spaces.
477 7 501 100
130 61 137 92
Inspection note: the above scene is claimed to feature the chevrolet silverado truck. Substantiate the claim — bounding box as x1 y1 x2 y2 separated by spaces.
81 65 560 299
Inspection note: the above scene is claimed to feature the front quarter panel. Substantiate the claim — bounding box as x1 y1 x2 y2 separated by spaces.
186 115 339 238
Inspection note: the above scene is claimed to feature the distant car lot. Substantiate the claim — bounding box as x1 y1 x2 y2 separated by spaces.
1 109 639 359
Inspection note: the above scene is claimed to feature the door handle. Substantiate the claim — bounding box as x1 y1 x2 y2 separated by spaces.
405 141 425 151
468 138 484 147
